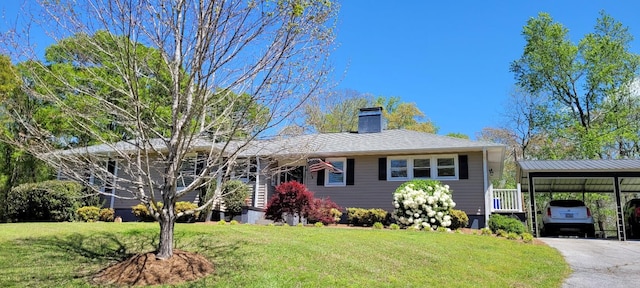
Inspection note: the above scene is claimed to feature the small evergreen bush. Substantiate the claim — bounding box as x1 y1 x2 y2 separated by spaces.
222 180 251 218
218 220 227 225
372 222 384 229
488 214 525 234
521 232 534 243
314 222 324 227
76 206 101 222
449 209 469 230
229 220 239 225
346 208 389 226
132 203 158 222
132 201 198 222
174 201 198 223
99 208 115 222
480 227 492 235
389 223 400 230
506 232 520 240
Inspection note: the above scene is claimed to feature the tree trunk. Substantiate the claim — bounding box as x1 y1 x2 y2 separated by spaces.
156 202 176 259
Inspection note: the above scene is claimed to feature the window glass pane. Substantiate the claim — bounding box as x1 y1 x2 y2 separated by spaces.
414 159 430 167
413 158 430 178
390 159 408 178
437 158 454 166
438 167 455 177
327 161 345 184
179 156 197 187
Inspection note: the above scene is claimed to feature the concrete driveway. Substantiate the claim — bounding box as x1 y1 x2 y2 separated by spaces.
540 238 640 288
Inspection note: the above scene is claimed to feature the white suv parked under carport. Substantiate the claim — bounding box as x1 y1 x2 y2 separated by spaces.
541 199 595 237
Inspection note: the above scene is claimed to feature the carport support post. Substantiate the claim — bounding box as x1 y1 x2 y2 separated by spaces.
614 176 626 241
528 175 538 237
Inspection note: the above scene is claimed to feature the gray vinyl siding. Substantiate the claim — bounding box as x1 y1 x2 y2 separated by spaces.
95 158 199 211
306 152 486 217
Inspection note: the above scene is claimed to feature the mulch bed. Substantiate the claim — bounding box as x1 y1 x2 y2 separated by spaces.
92 250 214 286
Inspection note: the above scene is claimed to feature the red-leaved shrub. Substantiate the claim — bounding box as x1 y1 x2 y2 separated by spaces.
308 197 342 225
265 181 314 222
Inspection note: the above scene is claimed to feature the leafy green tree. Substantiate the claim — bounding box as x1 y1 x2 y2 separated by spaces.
0 55 53 221
300 92 438 134
511 12 640 159
302 89 372 133
446 133 469 139
374 96 438 133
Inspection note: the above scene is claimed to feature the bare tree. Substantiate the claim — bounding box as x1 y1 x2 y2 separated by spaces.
2 0 336 259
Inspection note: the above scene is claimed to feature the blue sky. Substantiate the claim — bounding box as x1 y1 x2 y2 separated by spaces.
2 1 640 139
331 1 640 138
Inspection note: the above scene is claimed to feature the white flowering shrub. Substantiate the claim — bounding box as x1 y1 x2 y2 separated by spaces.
392 180 456 231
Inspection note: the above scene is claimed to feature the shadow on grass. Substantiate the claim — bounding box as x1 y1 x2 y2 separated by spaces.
16 229 249 282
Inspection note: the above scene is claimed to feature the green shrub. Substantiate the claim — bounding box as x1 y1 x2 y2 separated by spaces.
76 206 101 222
480 227 492 236
131 203 159 222
389 223 400 230
436 226 448 232
218 220 227 225
497 229 508 238
229 220 239 225
296 223 304 227
449 209 469 230
314 222 324 227
488 214 525 234
7 180 85 222
372 222 384 229
222 180 251 218
99 208 115 222
330 208 343 223
521 233 534 243
175 201 198 223
347 208 389 226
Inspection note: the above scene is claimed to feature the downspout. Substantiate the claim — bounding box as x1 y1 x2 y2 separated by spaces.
482 147 490 226
110 160 117 209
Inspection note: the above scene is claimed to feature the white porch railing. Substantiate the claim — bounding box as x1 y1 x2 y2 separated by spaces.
489 184 523 212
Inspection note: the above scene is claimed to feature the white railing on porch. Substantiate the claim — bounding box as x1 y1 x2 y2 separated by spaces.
489 184 523 212
253 184 268 209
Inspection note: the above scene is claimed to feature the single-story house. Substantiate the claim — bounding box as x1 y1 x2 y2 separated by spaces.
57 107 517 227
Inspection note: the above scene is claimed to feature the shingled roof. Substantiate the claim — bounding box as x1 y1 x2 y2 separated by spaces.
55 129 505 160
249 129 505 157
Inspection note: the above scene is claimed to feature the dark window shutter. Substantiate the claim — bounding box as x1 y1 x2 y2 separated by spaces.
378 158 387 180
459 155 468 179
317 167 325 186
346 159 355 185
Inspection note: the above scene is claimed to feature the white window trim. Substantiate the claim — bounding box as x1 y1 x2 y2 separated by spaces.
387 154 459 181
324 157 347 187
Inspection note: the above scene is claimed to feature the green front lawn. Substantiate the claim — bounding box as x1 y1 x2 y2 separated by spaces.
0 223 569 287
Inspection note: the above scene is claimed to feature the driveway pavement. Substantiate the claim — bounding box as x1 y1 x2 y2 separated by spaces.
540 238 640 288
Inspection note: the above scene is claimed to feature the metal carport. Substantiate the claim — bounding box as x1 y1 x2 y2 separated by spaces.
517 160 640 240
